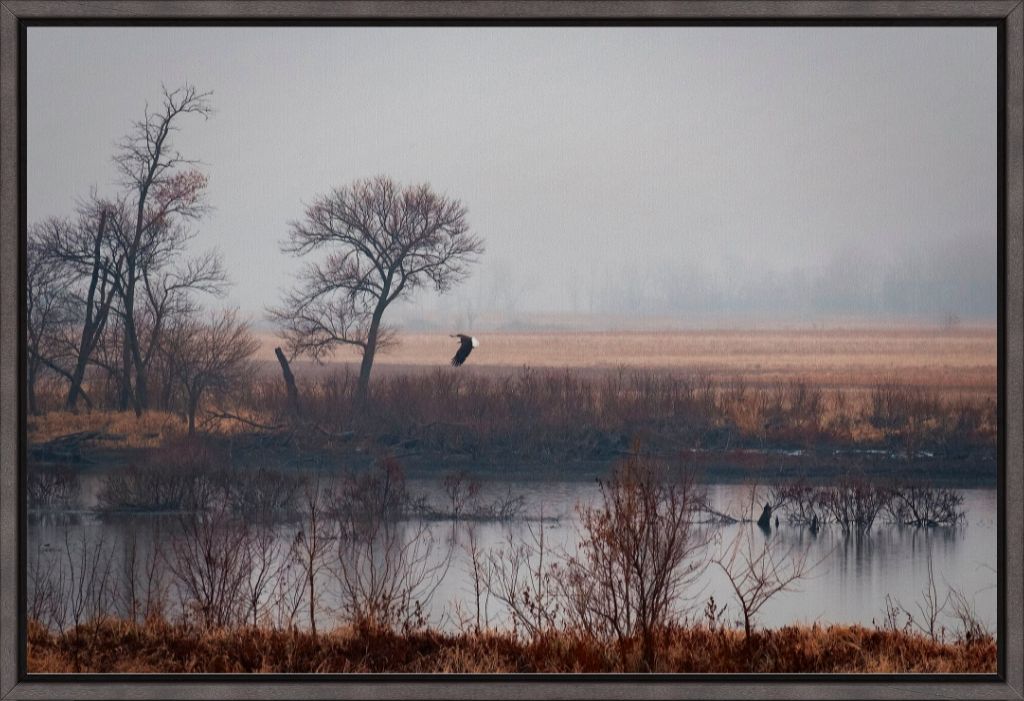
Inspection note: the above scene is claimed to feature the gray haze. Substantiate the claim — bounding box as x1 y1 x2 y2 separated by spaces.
27 26 997 330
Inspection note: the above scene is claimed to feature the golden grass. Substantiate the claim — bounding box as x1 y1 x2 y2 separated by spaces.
27 618 996 674
26 410 185 449
26 407 286 448
256 327 997 396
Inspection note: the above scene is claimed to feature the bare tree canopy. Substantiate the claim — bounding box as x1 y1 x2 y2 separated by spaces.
271 175 484 402
161 309 259 435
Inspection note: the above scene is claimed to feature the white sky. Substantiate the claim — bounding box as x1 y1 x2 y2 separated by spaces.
27 26 997 329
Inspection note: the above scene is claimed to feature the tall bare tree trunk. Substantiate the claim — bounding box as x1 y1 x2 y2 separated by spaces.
119 338 130 411
66 209 109 411
356 304 386 405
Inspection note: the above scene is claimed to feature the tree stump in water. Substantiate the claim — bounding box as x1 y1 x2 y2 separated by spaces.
275 347 301 417
757 502 773 530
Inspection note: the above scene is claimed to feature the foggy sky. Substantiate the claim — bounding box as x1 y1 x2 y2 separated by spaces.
27 26 997 330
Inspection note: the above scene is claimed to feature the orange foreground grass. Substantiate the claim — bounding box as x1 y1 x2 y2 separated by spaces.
28 618 995 674
256 327 997 396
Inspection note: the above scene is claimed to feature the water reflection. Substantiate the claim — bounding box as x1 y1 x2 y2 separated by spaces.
26 478 997 636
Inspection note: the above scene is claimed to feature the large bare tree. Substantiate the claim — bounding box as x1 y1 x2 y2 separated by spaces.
271 176 484 403
34 199 123 411
109 84 222 414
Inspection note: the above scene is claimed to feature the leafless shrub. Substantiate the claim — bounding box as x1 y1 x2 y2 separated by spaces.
947 586 990 645
61 530 118 630
167 505 252 629
97 463 196 512
27 465 79 510
702 595 729 632
912 550 949 642
875 593 912 635
768 480 825 526
462 524 490 633
867 381 943 458
485 515 560 639
819 476 888 532
884 482 965 527
292 473 334 635
27 543 62 629
714 518 816 640
486 489 526 521
243 524 287 628
331 459 451 632
228 467 303 522
442 470 481 519
556 454 710 669
96 442 222 512
118 528 168 625
268 551 307 631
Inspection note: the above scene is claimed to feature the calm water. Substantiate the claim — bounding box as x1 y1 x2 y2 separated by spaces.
27 474 998 636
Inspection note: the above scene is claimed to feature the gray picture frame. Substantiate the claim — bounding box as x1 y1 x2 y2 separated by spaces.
1 1 1021 698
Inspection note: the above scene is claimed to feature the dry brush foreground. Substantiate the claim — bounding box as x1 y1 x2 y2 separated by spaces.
27 618 995 674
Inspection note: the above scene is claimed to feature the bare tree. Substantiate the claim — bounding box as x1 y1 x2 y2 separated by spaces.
462 523 489 633
243 524 286 628
485 512 560 639
167 505 252 629
912 547 949 642
26 227 77 413
271 176 484 404
293 474 334 636
714 524 814 641
36 199 127 411
161 309 259 435
108 84 222 414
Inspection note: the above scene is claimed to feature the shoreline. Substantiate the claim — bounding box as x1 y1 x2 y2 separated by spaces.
28 440 998 489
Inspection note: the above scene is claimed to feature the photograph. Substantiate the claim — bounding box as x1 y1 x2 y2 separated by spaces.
17 21 1004 677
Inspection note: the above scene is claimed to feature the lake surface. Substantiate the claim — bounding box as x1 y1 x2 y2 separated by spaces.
27 474 998 637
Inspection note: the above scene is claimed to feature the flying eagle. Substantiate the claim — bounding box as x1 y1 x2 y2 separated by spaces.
450 334 479 367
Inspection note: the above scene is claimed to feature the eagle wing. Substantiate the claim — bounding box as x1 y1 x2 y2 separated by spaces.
451 337 474 366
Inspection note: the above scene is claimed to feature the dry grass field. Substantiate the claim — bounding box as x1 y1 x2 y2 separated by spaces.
28 618 995 674
258 326 997 397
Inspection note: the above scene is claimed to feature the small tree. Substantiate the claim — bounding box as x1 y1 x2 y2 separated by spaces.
271 176 484 404
293 474 334 636
167 505 252 629
714 524 814 641
558 453 710 670
161 310 258 435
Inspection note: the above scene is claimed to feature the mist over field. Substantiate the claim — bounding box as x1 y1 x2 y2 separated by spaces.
28 26 997 332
